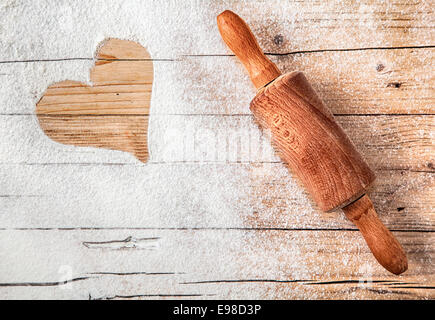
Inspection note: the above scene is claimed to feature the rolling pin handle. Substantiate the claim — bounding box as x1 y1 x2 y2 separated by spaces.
217 10 281 89
218 9 408 276
342 194 408 275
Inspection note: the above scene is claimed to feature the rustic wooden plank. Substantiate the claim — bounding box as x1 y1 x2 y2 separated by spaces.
275 48 434 115
337 115 433 171
171 48 435 115
36 82 152 115
35 39 153 163
203 0 435 54
1 48 433 116
37 114 149 163
0 1 433 63
0 229 432 299
1 114 432 170
1 113 432 231
1 0 433 300
0 163 432 231
247 166 434 231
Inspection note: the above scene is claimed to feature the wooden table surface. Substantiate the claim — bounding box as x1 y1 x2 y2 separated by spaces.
0 1 433 299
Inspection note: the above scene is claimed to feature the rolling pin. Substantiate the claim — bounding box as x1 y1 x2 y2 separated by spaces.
217 10 407 275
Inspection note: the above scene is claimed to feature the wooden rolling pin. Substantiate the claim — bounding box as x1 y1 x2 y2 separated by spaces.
217 10 407 275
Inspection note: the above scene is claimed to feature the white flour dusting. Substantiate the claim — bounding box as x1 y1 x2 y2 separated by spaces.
0 0 433 299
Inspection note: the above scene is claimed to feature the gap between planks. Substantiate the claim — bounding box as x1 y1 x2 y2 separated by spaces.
1 44 434 64
0 227 433 232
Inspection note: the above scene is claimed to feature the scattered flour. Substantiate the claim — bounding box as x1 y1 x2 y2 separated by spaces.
0 0 433 299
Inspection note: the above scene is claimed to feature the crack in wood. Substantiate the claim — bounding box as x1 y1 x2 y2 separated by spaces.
0 227 433 232
181 279 315 284
1 113 434 116
89 271 183 276
182 279 425 288
183 45 435 57
388 286 435 289
1 45 433 64
0 58 174 64
306 280 395 285
1 275 428 292
365 288 410 295
82 236 160 250
95 293 215 300
1 162 433 174
0 277 90 287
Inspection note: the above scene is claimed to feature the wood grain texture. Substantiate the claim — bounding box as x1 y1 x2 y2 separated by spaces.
218 10 408 274
0 164 432 231
1 114 432 170
251 71 375 212
217 10 281 89
2 47 432 116
36 39 153 163
0 0 433 300
343 195 408 275
250 72 412 274
206 0 435 54
165 48 434 116
0 229 433 300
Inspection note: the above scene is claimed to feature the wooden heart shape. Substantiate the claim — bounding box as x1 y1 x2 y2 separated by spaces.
36 38 153 163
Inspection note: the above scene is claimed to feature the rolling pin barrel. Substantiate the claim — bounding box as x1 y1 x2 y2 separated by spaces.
217 10 407 275
251 71 376 212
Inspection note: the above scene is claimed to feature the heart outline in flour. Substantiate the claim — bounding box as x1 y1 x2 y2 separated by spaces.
36 38 153 163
